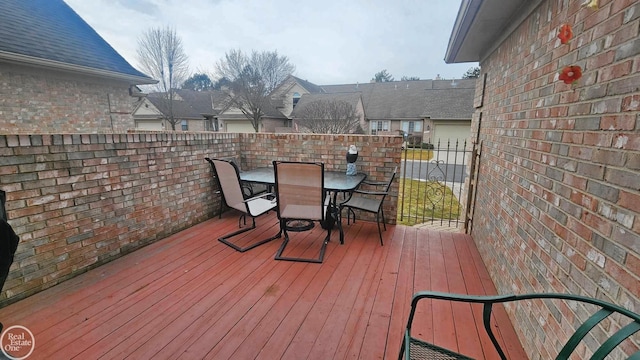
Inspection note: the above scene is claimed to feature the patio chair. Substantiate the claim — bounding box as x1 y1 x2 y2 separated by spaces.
1 190 20 333
205 157 264 218
272 161 331 263
339 166 397 245
208 158 281 252
399 291 640 360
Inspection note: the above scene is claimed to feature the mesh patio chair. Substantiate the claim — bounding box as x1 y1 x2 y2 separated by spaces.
206 157 263 219
339 166 397 245
208 158 281 252
400 292 640 360
273 161 331 263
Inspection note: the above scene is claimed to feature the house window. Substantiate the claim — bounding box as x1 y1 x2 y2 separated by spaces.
293 92 301 108
370 120 390 135
401 121 422 133
181 120 188 131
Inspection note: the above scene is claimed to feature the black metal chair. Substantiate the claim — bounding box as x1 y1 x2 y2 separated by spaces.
1 190 20 333
208 158 281 252
339 167 397 245
400 291 640 360
272 161 331 263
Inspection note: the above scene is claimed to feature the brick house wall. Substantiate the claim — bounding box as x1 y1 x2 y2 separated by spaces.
0 63 137 133
0 132 401 305
470 0 639 358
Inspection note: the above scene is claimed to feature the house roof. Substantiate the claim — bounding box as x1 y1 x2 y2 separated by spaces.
175 89 226 116
0 0 155 84
290 76 326 94
445 0 538 63
146 96 203 120
320 79 476 120
290 93 362 118
421 87 476 119
216 94 287 120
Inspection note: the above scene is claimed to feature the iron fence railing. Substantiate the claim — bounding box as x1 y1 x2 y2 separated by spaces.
398 138 470 227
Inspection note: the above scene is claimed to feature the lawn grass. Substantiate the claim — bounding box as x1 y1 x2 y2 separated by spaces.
396 177 461 226
401 148 433 161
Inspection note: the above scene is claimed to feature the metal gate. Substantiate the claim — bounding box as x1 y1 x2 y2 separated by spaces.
397 138 472 229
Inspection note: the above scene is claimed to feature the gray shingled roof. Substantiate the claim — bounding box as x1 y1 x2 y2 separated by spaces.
175 89 227 116
421 88 476 119
0 0 154 84
320 79 476 120
147 96 203 120
290 76 326 94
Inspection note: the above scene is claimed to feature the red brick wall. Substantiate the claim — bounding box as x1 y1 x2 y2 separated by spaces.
0 63 137 133
472 0 639 358
0 132 401 305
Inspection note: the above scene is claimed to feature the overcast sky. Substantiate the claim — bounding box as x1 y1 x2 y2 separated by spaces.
64 0 477 85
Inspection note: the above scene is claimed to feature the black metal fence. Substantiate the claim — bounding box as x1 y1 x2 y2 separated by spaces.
398 139 470 227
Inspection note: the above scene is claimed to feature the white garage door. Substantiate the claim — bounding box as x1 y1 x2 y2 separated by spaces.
432 123 471 146
225 122 255 133
136 120 163 131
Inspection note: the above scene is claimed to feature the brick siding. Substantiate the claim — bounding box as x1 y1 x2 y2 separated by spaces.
471 0 639 358
0 132 401 305
0 63 137 133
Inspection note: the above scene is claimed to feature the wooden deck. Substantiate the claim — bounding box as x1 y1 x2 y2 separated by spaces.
0 212 527 359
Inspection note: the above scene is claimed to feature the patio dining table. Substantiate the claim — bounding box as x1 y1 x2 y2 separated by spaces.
240 167 366 243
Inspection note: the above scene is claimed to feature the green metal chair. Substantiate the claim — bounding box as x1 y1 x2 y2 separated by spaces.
400 292 640 360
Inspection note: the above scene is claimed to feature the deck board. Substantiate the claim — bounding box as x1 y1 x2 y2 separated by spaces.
0 212 528 359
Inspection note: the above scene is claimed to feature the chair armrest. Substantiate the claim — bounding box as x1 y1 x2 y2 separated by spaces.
243 192 276 203
362 179 388 186
405 292 517 360
352 189 388 196
411 291 516 305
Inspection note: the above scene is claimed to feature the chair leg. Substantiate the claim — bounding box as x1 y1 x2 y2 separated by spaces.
376 211 384 246
238 214 247 228
275 220 330 263
219 217 282 252
218 194 224 219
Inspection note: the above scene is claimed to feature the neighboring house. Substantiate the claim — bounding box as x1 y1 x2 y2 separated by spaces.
446 0 639 358
270 75 327 118
0 0 155 133
205 75 476 139
322 79 476 144
216 96 288 133
132 89 225 131
262 75 475 143
212 75 475 139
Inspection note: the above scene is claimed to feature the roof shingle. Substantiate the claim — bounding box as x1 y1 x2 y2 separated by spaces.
0 0 154 83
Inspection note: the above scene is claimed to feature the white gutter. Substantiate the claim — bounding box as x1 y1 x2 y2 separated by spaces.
445 0 483 64
0 51 157 85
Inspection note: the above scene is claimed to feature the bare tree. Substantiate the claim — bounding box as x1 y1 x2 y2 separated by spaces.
215 49 295 132
295 100 363 134
137 26 190 130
